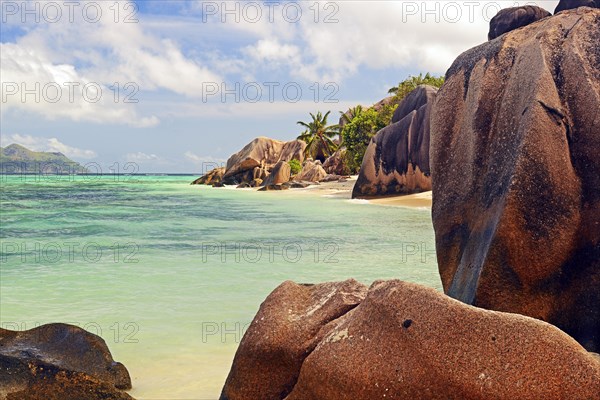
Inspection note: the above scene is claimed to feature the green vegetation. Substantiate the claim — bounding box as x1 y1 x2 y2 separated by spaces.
388 73 445 101
292 73 445 174
288 159 302 175
339 105 364 126
340 108 392 173
296 111 340 162
0 144 88 174
339 72 445 173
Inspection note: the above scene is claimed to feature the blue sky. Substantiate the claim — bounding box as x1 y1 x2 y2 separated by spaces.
1 0 558 173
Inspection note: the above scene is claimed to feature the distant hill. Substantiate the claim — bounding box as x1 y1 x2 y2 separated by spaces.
0 144 88 174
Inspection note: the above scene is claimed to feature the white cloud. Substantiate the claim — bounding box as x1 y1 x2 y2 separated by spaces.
0 133 97 159
193 0 560 82
125 152 160 162
184 151 226 165
0 42 160 127
1 0 561 134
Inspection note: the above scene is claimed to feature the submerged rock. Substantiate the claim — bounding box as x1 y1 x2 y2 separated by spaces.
352 85 437 198
431 8 600 351
488 6 551 40
221 280 600 400
0 323 133 399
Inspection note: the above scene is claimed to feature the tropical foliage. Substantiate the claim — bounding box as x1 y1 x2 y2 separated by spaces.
388 73 445 101
296 111 339 162
288 159 302 175
339 105 364 127
339 72 445 173
340 108 392 173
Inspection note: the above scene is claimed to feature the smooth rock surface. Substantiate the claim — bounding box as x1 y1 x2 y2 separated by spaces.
322 148 349 176
431 8 600 351
191 167 225 185
219 137 305 185
262 161 291 187
555 0 598 13
294 161 327 183
488 6 551 40
352 85 437 198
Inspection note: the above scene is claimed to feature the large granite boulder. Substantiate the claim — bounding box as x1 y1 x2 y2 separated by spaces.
191 167 225 185
262 161 291 187
430 9 600 351
222 280 600 400
555 0 598 14
488 6 551 40
0 323 133 399
294 160 327 183
352 85 437 198
391 84 438 123
322 148 349 175
220 279 368 399
217 137 305 185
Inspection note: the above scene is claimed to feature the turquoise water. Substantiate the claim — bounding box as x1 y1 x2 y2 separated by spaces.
0 175 441 399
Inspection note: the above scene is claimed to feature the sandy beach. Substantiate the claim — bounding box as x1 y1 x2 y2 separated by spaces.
252 176 433 209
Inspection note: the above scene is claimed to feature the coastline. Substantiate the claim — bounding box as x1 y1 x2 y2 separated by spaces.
368 191 432 208
214 176 433 209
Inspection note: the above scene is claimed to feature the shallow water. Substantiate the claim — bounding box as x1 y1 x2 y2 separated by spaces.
0 175 441 399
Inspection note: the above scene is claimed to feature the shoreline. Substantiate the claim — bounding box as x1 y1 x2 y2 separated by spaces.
210 176 433 209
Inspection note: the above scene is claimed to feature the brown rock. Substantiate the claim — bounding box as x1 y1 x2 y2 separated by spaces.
220 280 368 400
285 280 600 400
252 166 269 181
352 85 437 199
191 167 225 185
283 181 313 189
488 6 551 41
430 9 600 351
279 140 306 163
294 161 327 182
0 324 133 399
257 184 289 191
555 0 598 14
222 137 305 185
250 178 263 187
320 174 348 183
262 161 291 187
322 148 350 175
391 84 438 123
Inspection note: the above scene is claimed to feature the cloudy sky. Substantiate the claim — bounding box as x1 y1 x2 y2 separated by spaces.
1 0 559 173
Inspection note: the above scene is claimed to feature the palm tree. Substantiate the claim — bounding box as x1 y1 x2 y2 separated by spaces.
339 105 363 126
297 111 339 162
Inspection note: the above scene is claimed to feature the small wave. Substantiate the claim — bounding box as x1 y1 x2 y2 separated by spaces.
346 199 370 205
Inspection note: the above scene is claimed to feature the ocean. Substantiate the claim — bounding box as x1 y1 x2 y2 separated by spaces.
0 175 441 399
